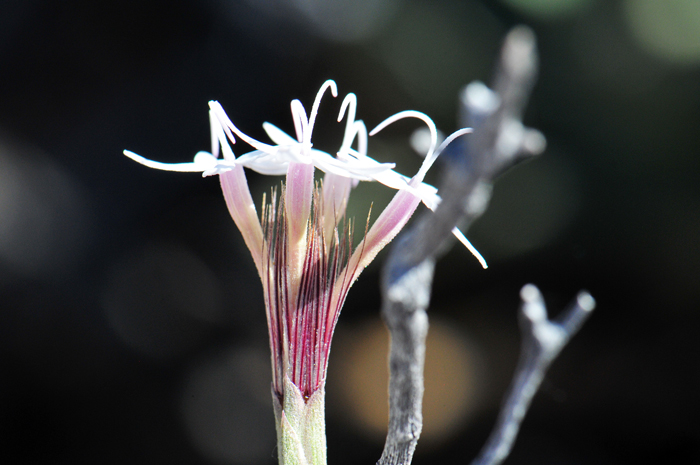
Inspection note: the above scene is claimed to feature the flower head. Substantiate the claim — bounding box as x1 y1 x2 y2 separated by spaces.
125 80 486 266
124 80 484 464
125 81 486 392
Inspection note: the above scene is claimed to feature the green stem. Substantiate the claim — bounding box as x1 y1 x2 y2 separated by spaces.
273 376 327 465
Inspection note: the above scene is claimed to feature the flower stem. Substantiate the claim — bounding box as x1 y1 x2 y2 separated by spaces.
273 376 327 465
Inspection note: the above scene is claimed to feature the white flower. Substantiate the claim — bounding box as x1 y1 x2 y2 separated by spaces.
124 79 489 465
124 79 486 268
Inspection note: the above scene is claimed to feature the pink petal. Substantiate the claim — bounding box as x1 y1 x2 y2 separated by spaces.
285 162 315 246
343 188 422 288
321 172 353 242
219 166 264 274
284 162 315 303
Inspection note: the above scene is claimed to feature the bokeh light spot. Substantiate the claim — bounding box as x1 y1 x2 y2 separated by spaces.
102 241 223 360
237 0 401 44
500 0 595 20
470 153 581 260
0 135 91 279
373 0 504 110
291 0 403 42
180 346 275 464
623 0 700 64
331 318 484 445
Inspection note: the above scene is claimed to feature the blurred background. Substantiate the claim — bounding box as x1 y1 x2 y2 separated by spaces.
1 0 699 463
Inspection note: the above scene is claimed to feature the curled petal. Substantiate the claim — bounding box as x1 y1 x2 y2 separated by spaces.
290 80 338 148
370 110 438 184
308 80 338 136
290 99 310 145
415 127 473 183
366 112 485 266
337 93 368 159
209 101 276 154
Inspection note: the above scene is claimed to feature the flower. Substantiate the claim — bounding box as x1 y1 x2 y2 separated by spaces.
124 80 484 465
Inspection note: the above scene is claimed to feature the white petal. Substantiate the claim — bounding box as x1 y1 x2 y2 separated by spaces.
209 101 276 154
124 150 206 173
262 122 298 146
193 151 220 169
308 80 338 135
416 127 472 182
451 227 488 269
290 99 309 144
236 150 290 175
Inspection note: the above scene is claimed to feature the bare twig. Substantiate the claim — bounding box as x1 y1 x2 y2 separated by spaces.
377 26 552 465
471 285 596 465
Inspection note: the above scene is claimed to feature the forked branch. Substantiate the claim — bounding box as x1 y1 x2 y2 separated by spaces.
377 26 592 465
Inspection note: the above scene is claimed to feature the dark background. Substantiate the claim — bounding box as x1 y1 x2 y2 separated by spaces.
1 0 698 464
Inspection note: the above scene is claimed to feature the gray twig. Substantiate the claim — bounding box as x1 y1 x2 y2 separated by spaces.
377 26 555 465
470 285 596 465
